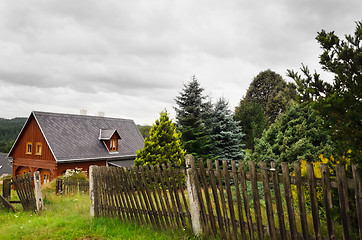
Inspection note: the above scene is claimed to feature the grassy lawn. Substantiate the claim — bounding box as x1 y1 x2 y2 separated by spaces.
0 192 197 240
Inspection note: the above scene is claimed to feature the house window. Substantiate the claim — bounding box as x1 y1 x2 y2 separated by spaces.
26 142 32 154
43 174 49 184
110 139 116 151
35 142 42 155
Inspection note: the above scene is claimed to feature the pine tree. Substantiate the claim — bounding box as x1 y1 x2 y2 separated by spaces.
174 76 210 159
287 21 362 164
134 111 185 166
209 98 245 160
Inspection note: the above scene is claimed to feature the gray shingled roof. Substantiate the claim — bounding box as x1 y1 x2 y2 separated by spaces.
32 111 144 162
0 153 12 176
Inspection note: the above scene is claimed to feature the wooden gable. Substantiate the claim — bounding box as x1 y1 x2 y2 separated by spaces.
9 114 55 162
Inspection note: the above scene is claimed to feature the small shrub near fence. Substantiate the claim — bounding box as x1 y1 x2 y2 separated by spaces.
90 155 362 240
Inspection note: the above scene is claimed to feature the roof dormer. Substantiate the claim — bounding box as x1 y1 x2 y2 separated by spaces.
99 129 121 152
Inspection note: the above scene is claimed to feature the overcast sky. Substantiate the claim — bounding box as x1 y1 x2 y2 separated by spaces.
0 0 360 124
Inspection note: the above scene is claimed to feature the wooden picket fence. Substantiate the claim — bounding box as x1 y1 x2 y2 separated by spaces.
90 163 191 230
11 173 36 211
90 156 362 240
56 178 89 194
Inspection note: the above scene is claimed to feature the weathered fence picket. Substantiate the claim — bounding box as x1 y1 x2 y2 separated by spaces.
90 157 361 239
56 178 89 195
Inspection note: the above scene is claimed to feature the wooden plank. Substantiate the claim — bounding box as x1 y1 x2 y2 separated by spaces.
281 162 297 240
231 160 246 240
199 159 217 235
320 163 335 240
207 159 226 239
150 165 170 228
336 164 351 240
168 163 186 228
294 162 309 240
271 161 286 240
260 162 276 240
223 160 238 240
215 160 231 239
191 159 209 234
139 165 161 229
0 194 15 211
129 166 146 224
146 165 166 230
352 164 362 240
162 163 182 228
92 166 99 217
106 168 116 218
124 166 143 224
113 167 128 221
248 161 263 240
240 165 255 240
116 167 130 221
156 165 176 228
123 166 139 223
307 162 322 240
175 164 191 226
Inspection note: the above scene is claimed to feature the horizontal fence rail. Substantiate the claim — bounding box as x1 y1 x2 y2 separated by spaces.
90 156 362 240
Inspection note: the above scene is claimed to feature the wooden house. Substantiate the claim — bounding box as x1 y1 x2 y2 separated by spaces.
7 111 144 183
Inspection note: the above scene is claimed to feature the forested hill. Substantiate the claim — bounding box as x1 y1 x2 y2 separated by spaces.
0 117 27 153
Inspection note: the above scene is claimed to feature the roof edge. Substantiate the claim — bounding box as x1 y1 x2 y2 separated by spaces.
33 111 58 161
56 154 136 163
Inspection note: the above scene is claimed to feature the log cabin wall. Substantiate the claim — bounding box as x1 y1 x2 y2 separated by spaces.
56 160 107 176
11 115 56 179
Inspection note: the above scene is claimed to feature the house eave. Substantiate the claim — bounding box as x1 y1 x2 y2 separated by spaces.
56 154 136 163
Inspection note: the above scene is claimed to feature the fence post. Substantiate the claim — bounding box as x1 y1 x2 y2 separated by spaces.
89 165 95 217
33 171 43 211
185 154 202 235
2 177 11 199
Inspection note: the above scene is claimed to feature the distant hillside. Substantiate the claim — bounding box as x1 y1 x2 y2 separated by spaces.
0 117 27 153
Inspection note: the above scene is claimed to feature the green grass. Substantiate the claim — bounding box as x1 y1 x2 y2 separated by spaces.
0 193 197 240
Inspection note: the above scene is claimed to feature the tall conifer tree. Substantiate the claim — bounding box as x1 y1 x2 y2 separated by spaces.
174 76 210 159
209 98 245 160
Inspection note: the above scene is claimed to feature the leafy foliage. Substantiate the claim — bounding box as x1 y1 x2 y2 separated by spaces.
234 70 295 150
287 21 362 164
251 103 335 166
208 98 245 160
0 117 26 153
137 125 151 139
234 100 268 150
241 69 296 122
135 111 185 166
174 76 210 159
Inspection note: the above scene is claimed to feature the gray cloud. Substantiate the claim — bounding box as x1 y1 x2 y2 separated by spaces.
0 0 361 124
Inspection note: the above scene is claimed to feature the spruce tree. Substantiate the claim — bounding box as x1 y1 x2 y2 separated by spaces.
174 76 210 159
209 98 245 160
134 111 185 166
